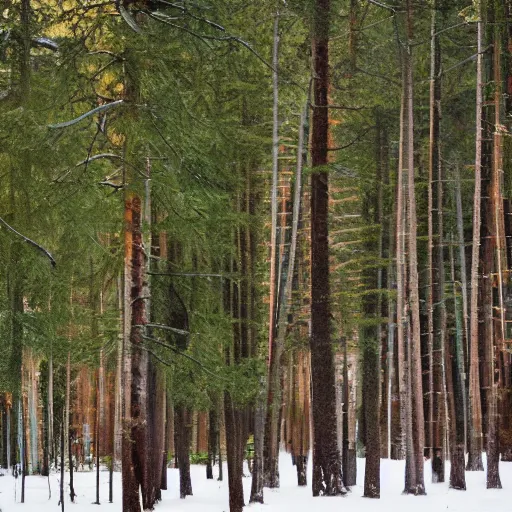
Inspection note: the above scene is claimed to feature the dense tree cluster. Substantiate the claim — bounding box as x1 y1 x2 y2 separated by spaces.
0 0 511 510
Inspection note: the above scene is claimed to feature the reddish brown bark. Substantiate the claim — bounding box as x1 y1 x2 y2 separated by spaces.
310 0 346 497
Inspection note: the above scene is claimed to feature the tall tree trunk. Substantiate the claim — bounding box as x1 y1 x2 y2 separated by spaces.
487 1 503 487
224 228 248 511
402 1 425 494
454 163 469 453
431 2 447 483
362 112 385 499
499 0 512 463
467 4 485 473
395 69 408 468
121 43 152 510
310 0 346 497
264 9 281 490
428 1 446 484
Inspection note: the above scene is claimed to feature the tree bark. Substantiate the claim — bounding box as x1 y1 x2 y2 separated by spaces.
66 351 75 502
207 407 217 480
428 0 447 484
449 237 467 490
487 1 503 487
59 414 64 512
310 0 346 497
175 405 193 498
361 111 385 499
250 390 265 503
264 9 282 490
402 1 425 494
467 6 485 473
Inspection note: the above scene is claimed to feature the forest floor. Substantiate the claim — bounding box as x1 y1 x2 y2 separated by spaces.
0 452 508 511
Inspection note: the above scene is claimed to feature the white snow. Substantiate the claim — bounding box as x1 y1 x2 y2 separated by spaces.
0 454 509 511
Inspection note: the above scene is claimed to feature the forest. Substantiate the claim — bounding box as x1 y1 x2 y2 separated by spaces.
0 0 511 510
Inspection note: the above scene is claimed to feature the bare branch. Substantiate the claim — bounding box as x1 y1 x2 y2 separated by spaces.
326 126 373 151
140 323 189 336
48 100 124 129
154 0 227 32
148 271 227 278
31 37 58 51
141 334 223 380
310 103 368 111
98 181 123 190
118 3 142 33
77 153 123 167
0 217 56 268
368 0 397 13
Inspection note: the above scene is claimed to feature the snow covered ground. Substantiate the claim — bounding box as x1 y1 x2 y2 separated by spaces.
0 453 509 511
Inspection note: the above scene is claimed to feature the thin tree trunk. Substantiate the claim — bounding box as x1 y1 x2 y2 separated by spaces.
250 388 265 503
362 111 385 499
264 9 281 489
161 396 169 490
122 191 139 511
109 390 114 503
454 163 469 453
225 187 253 509
94 371 100 504
341 338 355 486
59 413 64 512
218 399 223 482
48 346 54 476
487 4 503 487
426 3 437 467
66 351 75 502
175 405 193 498
449 241 466 490
395 67 408 468
428 1 447 484
20 396 25 503
114 277 123 467
403 1 425 494
467 9 485 473
207 407 217 480
225 392 244 512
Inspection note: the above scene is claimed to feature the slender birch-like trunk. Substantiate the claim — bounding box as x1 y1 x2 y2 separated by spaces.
454 163 469 451
467 5 485 473
264 8 281 489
